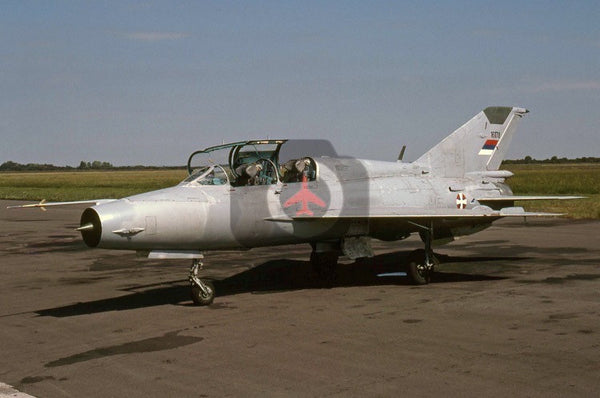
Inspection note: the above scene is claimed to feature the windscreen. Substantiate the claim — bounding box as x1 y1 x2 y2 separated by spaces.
188 146 232 176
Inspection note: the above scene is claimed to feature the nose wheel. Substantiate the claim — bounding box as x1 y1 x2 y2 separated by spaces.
189 259 215 306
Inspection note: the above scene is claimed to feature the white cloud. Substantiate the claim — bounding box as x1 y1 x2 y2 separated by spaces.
125 32 189 42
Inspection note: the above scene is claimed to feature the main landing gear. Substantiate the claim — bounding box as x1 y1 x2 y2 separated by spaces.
189 259 215 306
406 220 439 285
407 249 439 285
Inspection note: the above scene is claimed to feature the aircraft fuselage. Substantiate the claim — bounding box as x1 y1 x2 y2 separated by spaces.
80 157 507 253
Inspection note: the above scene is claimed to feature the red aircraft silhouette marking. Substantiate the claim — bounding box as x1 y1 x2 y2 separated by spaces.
283 175 326 216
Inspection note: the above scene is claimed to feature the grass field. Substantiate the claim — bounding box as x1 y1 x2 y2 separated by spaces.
502 163 600 219
0 170 187 202
1 164 598 218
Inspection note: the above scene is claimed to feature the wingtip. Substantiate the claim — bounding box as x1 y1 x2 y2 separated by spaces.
6 200 46 210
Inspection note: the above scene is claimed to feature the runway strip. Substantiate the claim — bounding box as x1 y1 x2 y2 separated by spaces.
1 200 599 397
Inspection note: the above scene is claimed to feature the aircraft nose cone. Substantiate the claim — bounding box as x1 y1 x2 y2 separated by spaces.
79 208 102 247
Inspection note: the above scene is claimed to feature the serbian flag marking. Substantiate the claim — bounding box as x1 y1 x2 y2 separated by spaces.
478 139 498 156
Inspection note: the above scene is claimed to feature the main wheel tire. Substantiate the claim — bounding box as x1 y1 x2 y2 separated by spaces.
407 249 438 285
191 280 215 306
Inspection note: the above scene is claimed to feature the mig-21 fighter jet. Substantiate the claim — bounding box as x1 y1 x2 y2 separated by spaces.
10 106 581 305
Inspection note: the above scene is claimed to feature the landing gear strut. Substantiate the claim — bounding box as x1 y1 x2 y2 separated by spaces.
407 221 438 285
189 259 215 305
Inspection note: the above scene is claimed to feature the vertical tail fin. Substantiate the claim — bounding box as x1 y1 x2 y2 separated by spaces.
414 106 528 177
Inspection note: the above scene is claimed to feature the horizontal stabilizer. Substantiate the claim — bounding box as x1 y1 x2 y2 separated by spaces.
478 195 584 202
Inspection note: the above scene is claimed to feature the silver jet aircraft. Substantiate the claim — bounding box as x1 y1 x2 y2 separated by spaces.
10 106 580 305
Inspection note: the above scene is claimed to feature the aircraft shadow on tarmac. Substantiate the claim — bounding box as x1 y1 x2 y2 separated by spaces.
23 239 88 254
35 251 520 317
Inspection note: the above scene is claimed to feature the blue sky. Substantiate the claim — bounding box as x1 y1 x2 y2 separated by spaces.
1 1 598 166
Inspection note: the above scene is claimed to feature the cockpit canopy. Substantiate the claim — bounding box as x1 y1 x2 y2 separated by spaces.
185 139 337 187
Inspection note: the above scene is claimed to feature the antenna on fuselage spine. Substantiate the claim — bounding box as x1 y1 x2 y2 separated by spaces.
397 145 406 162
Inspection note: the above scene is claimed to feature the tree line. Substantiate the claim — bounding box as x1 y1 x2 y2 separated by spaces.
0 161 184 171
502 156 600 164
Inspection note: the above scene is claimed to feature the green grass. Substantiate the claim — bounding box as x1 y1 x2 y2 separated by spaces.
0 170 187 201
502 163 600 195
1 164 598 218
502 164 600 219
